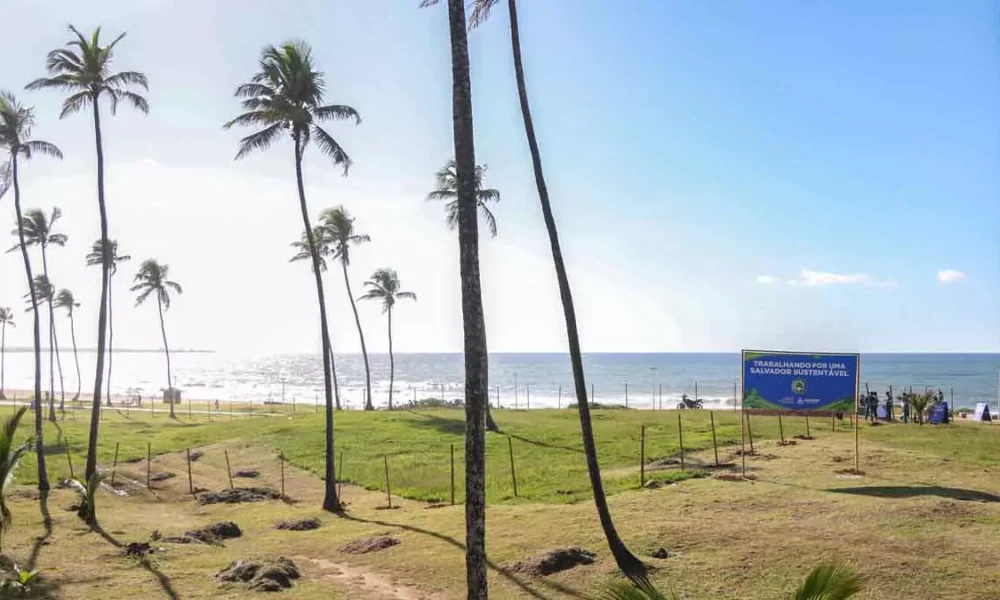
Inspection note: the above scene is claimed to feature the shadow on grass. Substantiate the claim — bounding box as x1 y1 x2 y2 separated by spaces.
404 410 466 435
827 485 1000 502
507 433 583 455
26 493 53 570
339 513 585 599
90 522 179 600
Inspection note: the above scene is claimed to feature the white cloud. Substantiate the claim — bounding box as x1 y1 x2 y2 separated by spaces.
756 275 779 284
799 270 870 287
937 270 966 284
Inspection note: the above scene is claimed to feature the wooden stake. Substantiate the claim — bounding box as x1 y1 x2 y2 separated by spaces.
337 450 344 499
806 415 811 438
64 437 75 480
383 454 392 509
677 413 685 470
747 411 755 453
279 453 285 498
710 412 720 466
188 395 192 420
740 407 747 477
186 448 194 496
659 383 663 410
558 385 561 409
146 442 151 489
526 384 530 409
832 412 835 432
450 443 456 505
855 411 861 473
508 437 518 497
224 449 234 491
778 414 785 444
111 441 120 486
639 425 646 488
591 383 595 407
625 382 629 408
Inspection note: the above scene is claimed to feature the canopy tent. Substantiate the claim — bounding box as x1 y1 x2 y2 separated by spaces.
972 403 993 423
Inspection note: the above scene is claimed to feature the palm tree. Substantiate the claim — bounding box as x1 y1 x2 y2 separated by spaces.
427 160 500 237
0 91 61 494
359 269 416 410
54 289 81 403
225 40 359 512
290 228 342 411
130 260 182 419
319 207 374 411
0 407 31 553
468 0 648 581
28 25 149 481
0 308 13 400
85 239 130 406
9 208 67 419
426 162 501 431
420 0 491 595
909 392 932 425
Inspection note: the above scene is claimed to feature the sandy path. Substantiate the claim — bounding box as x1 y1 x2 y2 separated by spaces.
295 556 442 600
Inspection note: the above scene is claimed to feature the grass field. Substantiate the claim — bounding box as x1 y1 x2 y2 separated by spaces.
2 406 1000 598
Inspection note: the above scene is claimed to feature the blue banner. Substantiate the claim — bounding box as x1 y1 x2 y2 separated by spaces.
742 350 859 412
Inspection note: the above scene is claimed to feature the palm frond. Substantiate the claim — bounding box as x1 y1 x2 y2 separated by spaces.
590 579 677 600
21 140 63 160
58 91 91 119
793 563 864 600
468 0 501 29
480 203 498 237
25 75 82 94
234 123 284 160
314 104 361 125
104 71 149 91
311 124 352 175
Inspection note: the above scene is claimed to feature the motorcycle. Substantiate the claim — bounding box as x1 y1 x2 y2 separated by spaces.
676 394 704 409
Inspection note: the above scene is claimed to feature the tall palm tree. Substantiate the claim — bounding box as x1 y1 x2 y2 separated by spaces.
0 91 61 494
225 40 359 513
426 160 501 431
0 407 31 553
0 308 13 401
9 208 67 419
54 289 81 402
427 159 500 237
290 228 342 410
420 0 491 595
358 269 416 410
130 260 182 419
85 239 130 406
319 207 374 411
469 0 648 581
28 25 149 481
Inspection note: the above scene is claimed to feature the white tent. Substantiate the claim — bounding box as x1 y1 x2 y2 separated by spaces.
972 402 992 422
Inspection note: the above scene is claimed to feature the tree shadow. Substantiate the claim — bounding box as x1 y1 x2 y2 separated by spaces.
507 433 583 455
339 513 585 599
26 493 53 570
827 486 1000 502
89 522 179 600
403 410 466 435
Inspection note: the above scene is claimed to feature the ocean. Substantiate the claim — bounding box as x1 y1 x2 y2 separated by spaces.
1 351 998 411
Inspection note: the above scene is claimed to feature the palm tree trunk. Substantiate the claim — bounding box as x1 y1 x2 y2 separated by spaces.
506 0 647 582
387 306 394 410
156 295 175 419
86 97 111 482
1 321 6 400
40 249 57 421
70 313 81 401
106 272 114 406
11 154 49 494
52 313 65 415
341 262 373 410
328 346 341 411
293 133 339 512
447 0 489 595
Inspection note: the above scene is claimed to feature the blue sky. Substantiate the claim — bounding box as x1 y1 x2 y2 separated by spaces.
1 0 997 354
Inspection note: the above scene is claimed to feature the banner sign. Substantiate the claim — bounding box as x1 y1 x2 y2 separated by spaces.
742 350 859 412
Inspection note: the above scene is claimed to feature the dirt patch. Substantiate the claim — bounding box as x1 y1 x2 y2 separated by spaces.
716 473 756 482
339 536 401 555
275 518 321 531
834 468 865 476
199 487 281 505
649 457 682 468
185 521 243 545
503 547 597 576
215 557 300 592
150 472 175 482
234 469 260 478
189 450 205 462
778 440 798 446
298 556 428 600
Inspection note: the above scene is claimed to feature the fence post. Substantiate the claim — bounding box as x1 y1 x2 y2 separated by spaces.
64 437 75 480
710 412 719 466
625 382 629 408
659 383 662 410
496 385 500 409
186 448 194 496
151 394 154 419
677 413 685 470
224 449 234 490
740 407 747 477
249 398 253 418
746 411 755 454
383 454 392 509
337 450 344 499
591 383 595 407
450 443 456 506
778 414 785 444
111 441 120 486
639 425 645 488
146 442 152 489
279 452 285 498
526 384 530 410
558 385 561 409
208 400 211 421
508 437 518 497
832 412 835 432
806 415 811 438
188 395 192 420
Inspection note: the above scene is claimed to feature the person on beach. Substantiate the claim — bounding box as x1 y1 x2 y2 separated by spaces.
885 390 894 421
901 392 910 423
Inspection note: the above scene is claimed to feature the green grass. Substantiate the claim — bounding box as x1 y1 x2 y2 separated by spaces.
9 405 1000 505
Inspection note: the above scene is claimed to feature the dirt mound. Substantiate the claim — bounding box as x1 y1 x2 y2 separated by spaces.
716 473 756 482
339 536 400 555
215 557 300 592
234 469 260 478
275 518 321 531
124 541 153 558
189 450 205 462
199 487 281 505
793 435 814 440
150 472 175 482
649 457 681 468
185 521 243 545
504 547 597 576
